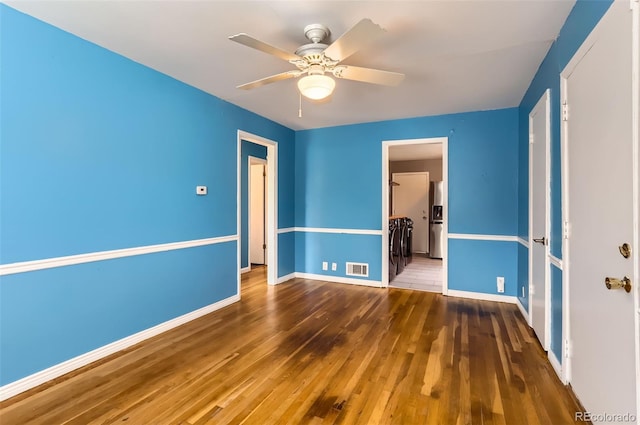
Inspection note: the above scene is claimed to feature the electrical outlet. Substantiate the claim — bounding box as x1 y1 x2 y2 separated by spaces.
322 261 328 271
331 262 337 271
497 277 505 293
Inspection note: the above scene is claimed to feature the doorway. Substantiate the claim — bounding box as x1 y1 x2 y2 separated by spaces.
237 130 278 289
382 137 448 292
249 157 267 267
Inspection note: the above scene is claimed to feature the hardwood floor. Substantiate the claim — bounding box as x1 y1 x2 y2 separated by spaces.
1 267 586 424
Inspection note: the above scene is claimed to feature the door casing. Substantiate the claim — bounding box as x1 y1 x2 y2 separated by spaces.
237 130 278 288
381 137 448 290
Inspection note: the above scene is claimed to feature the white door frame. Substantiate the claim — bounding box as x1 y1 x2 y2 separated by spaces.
248 156 267 270
382 137 448 291
560 1 640 398
528 89 551 349
237 130 278 289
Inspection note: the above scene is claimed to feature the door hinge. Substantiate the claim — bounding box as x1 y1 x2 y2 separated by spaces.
563 221 570 239
263 244 267 249
562 102 569 121
565 339 572 358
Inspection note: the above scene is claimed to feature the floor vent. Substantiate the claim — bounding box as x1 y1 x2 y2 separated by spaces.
346 262 369 277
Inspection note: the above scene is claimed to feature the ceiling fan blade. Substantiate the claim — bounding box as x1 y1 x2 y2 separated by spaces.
229 33 300 62
333 65 405 86
237 70 302 90
323 19 386 63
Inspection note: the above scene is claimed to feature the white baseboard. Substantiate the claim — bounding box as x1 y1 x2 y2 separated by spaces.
294 272 383 288
240 266 251 274
548 349 563 382
276 273 296 284
0 294 240 402
516 298 531 325
446 289 517 304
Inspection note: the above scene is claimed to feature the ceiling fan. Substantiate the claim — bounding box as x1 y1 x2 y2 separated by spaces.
228 19 405 101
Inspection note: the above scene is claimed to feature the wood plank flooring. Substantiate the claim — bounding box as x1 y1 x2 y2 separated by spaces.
0 267 586 424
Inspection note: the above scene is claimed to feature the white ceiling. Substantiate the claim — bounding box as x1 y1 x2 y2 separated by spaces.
389 143 443 161
6 0 575 131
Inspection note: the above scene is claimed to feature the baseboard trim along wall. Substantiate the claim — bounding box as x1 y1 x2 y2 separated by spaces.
0 235 238 276
241 266 251 274
277 273 296 284
516 298 530 323
548 350 563 381
446 289 517 304
0 294 240 401
277 227 383 235
290 272 383 288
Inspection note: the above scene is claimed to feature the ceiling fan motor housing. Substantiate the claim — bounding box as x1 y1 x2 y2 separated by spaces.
303 23 330 44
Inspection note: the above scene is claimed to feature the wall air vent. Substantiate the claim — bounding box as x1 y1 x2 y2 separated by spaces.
346 262 369 277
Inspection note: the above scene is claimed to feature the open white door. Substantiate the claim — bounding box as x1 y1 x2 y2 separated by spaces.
529 90 551 351
563 2 638 420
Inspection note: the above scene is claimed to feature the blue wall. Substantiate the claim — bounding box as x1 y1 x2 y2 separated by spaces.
0 5 294 386
240 141 267 269
295 108 519 290
550 264 563 360
516 0 613 355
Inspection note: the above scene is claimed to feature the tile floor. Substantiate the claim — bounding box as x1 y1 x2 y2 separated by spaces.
390 254 443 293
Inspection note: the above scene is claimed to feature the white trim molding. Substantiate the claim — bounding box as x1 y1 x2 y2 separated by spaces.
448 233 519 242
446 289 517 304
0 235 237 276
294 272 383 288
278 227 382 236
276 272 296 284
0 294 240 401
277 227 295 234
517 237 529 248
240 266 251 274
517 298 530 323
549 255 563 270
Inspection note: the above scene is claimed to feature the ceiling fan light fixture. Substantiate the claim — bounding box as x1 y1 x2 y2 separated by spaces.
297 74 336 100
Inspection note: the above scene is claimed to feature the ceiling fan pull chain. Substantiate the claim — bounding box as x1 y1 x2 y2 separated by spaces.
298 92 303 118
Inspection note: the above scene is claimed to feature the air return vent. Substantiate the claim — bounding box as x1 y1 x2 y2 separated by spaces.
346 262 369 277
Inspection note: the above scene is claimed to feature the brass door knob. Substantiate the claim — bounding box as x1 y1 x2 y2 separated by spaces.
604 276 632 293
